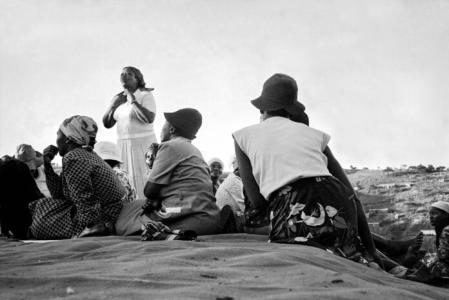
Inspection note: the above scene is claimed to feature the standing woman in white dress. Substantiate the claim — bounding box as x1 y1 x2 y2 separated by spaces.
103 66 157 200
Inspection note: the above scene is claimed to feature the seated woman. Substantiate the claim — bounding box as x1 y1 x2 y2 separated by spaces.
94 141 136 203
234 74 382 267
408 201 449 282
29 115 125 239
115 108 222 237
15 144 50 197
427 201 449 277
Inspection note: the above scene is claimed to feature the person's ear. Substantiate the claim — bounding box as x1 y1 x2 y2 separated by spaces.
169 126 176 134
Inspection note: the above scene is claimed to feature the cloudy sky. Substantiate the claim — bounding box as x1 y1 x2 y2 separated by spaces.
1 0 448 169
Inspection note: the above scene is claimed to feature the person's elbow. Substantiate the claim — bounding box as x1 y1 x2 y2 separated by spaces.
102 114 114 128
145 111 155 124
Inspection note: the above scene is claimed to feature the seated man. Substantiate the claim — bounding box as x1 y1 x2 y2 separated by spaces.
15 144 50 197
115 108 222 237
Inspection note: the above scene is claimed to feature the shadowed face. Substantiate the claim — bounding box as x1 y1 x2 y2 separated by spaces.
56 129 69 156
429 207 449 228
209 162 223 179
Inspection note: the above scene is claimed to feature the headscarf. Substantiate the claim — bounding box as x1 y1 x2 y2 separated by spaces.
431 201 449 215
60 115 98 150
208 157 224 169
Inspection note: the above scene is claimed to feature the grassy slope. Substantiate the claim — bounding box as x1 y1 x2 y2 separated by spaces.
348 170 449 243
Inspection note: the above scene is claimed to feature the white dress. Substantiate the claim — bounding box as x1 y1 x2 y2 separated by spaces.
113 89 157 200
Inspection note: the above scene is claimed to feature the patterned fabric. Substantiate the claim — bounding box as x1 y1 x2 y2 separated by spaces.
429 225 449 277
60 115 98 147
29 148 125 239
113 166 136 203
268 176 371 264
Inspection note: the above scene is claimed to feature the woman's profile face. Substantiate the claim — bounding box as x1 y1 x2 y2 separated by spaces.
56 129 68 156
120 68 138 89
429 207 449 227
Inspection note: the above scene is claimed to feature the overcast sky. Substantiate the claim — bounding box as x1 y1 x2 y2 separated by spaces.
1 0 448 170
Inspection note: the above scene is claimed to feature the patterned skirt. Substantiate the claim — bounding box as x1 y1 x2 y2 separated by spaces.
29 197 78 239
268 176 370 263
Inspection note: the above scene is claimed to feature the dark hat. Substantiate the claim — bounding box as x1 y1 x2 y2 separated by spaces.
251 73 305 115
164 108 202 139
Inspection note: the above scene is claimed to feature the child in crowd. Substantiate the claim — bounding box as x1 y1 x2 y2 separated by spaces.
94 141 136 203
208 158 224 195
215 156 245 215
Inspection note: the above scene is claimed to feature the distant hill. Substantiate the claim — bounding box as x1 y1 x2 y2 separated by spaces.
348 169 449 242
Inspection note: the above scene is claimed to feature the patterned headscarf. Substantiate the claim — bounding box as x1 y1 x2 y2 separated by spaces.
59 115 98 149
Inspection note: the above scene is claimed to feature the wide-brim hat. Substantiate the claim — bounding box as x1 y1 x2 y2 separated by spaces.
251 73 305 115
94 141 123 163
164 108 202 140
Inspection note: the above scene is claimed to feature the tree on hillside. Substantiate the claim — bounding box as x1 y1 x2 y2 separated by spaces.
425 164 435 173
383 167 394 172
416 164 427 173
436 166 446 172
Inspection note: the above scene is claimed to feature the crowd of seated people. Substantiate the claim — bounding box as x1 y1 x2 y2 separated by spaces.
0 71 447 285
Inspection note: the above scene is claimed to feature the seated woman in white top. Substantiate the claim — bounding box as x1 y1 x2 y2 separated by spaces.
233 74 382 267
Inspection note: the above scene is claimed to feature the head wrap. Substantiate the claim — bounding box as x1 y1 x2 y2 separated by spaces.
59 115 98 149
208 157 224 169
431 201 449 215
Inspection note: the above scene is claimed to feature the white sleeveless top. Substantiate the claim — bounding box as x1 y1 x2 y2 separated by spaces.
113 89 157 140
233 117 331 199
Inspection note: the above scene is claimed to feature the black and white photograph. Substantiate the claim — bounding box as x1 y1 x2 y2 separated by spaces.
1 1 448 299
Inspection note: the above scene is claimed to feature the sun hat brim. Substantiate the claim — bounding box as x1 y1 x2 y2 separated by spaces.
251 97 305 115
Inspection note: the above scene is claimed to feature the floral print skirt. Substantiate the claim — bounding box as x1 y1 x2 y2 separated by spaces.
268 176 370 263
